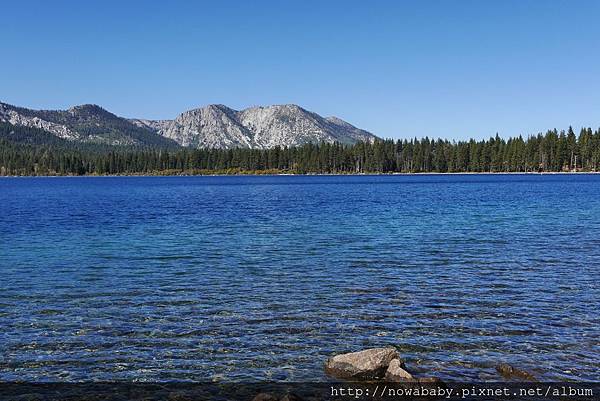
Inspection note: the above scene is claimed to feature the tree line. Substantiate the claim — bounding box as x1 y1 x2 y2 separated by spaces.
2 122 600 175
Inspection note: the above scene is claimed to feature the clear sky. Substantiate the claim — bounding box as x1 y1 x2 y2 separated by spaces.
2 0 599 140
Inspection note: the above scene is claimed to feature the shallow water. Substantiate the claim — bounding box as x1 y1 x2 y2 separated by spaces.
1 175 599 381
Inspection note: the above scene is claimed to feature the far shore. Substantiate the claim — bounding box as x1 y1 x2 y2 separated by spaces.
2 170 600 178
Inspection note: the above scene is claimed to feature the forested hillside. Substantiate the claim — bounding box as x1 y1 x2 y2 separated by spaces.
1 122 599 175
0 101 376 149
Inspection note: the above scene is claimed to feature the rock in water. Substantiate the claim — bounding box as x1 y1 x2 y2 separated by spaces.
280 393 303 401
251 393 279 401
496 363 537 381
324 347 399 380
252 392 303 401
384 359 414 382
417 377 446 385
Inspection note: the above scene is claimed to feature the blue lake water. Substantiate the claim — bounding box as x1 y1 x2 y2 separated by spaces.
1 175 599 382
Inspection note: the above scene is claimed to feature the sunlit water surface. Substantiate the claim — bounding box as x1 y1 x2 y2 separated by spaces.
1 175 599 381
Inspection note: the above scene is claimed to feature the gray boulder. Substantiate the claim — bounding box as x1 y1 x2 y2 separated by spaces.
324 347 399 380
384 359 414 382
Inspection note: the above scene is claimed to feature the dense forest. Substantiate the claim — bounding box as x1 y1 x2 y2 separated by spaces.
1 122 600 175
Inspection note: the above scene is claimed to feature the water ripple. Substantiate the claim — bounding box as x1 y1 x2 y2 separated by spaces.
1 175 599 381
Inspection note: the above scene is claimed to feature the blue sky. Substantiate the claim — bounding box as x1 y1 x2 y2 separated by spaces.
2 0 599 140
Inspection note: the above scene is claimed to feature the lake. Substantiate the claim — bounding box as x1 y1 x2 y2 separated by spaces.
1 174 599 382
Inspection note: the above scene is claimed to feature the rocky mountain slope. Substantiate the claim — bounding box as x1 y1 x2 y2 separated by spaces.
1 101 378 149
0 102 178 148
146 104 378 149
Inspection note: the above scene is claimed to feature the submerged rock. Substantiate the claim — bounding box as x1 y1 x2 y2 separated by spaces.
384 359 414 382
496 363 537 381
417 377 446 385
252 393 279 401
252 392 303 401
324 347 399 380
280 393 303 401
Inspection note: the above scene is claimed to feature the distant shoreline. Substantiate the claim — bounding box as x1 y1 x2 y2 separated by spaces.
2 171 600 178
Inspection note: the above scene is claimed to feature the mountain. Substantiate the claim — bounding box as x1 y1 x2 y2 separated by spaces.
1 101 378 149
142 104 378 149
0 102 179 148
160 104 254 148
129 118 172 133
